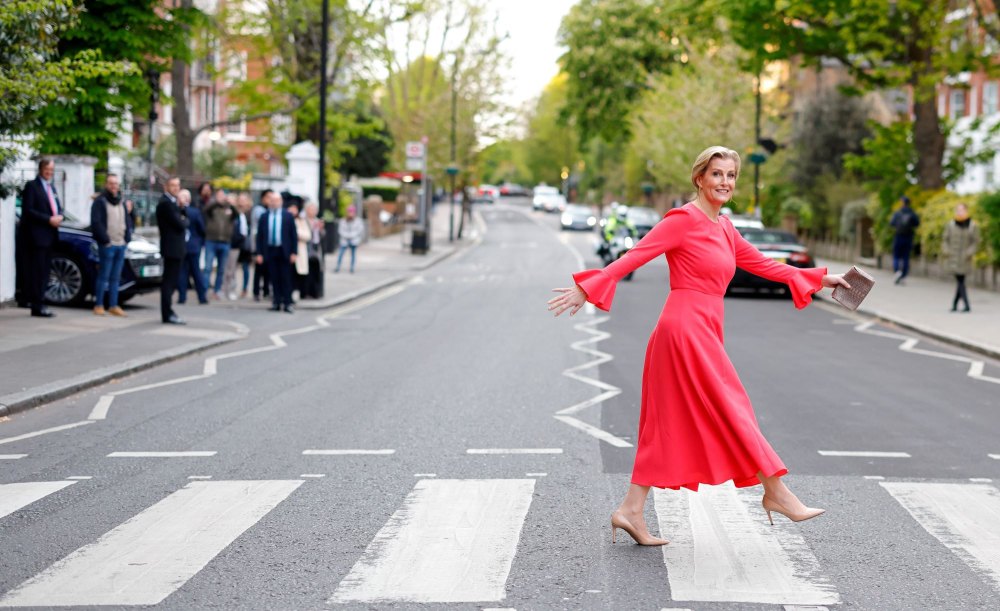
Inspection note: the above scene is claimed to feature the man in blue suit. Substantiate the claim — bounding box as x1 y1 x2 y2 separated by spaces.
19 158 64 318
255 190 297 313
177 188 208 305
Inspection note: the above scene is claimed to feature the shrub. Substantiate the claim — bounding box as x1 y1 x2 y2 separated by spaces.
979 192 1000 266
780 196 814 231
915 191 985 264
840 198 870 240
362 186 400 202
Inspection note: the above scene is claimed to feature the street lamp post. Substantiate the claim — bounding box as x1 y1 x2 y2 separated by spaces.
449 62 458 242
145 69 160 189
318 0 329 216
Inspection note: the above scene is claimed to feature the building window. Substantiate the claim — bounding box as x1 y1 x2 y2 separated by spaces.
226 105 246 136
950 89 966 119
985 82 998 116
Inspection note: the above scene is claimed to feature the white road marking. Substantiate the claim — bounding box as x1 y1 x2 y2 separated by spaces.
302 449 395 455
851 320 1000 386
0 420 94 447
466 448 563 455
87 285 407 421
970 478 993 483
300 474 326 478
107 451 217 458
187 475 213 480
818 450 911 458
329 479 535 604
654 485 839 605
785 606 831 611
553 316 632 447
65 476 92 481
989 454 1000 460
414 473 437 477
863 476 886 480
881 482 1000 591
526 472 547 477
0 481 76 520
0 480 302 607
0 454 26 460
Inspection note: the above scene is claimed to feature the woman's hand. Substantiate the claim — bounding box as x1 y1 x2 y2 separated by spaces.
548 285 587 317
821 273 851 290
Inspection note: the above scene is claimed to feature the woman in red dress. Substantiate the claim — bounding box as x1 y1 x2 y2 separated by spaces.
549 146 850 546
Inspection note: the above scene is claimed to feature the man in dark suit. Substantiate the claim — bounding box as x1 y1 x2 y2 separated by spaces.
18 158 63 317
155 177 188 324
255 191 297 313
177 188 208 305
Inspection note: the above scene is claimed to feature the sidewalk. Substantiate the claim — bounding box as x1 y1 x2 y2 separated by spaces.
0 203 479 418
817 257 1000 359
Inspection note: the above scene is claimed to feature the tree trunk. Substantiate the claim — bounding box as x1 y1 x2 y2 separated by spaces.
912 94 945 190
172 54 194 180
172 0 194 180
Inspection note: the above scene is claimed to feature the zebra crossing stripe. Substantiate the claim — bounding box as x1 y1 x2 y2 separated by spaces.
0 481 76 520
329 479 535 604
653 486 839 605
881 482 1000 591
0 480 302 607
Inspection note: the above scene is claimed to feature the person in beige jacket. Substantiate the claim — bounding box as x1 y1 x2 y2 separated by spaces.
288 202 312 298
941 203 980 312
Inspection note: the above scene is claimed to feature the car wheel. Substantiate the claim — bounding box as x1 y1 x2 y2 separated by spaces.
46 253 88 306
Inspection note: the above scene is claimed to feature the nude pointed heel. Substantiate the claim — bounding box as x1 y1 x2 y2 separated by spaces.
610 511 669 546
761 496 825 525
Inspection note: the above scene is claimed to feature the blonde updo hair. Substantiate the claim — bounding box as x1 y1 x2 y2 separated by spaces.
691 146 742 190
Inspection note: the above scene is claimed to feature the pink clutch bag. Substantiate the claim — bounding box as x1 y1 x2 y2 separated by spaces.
831 266 875 311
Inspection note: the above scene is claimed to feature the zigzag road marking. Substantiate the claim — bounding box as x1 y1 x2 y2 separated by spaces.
87 284 408 421
852 320 1000 386
554 316 632 448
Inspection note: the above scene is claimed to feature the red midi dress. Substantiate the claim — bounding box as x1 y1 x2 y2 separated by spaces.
573 203 827 490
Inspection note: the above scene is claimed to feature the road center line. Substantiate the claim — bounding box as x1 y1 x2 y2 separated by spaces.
302 449 395 455
107 451 217 458
818 450 911 458
466 448 563 455
0 420 94 447
0 454 27 460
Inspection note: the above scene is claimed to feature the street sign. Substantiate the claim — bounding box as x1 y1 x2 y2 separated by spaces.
749 152 767 165
405 141 425 159
405 157 423 171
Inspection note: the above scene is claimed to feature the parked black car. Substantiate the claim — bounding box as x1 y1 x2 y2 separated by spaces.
15 209 163 307
728 228 815 294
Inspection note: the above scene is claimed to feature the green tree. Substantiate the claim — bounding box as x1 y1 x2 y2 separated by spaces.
716 0 1000 191
33 0 197 169
340 111 393 178
523 74 580 187
476 140 530 185
0 0 125 195
557 0 690 144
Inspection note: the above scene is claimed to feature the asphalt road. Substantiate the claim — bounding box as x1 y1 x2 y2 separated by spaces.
1 197 999 610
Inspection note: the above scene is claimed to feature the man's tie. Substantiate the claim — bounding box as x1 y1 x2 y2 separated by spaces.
270 211 278 246
44 182 58 216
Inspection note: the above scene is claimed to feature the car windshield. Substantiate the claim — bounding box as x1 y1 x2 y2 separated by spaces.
535 186 558 195
741 230 799 245
565 204 590 214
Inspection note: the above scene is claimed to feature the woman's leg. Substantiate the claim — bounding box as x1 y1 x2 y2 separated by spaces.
953 275 963 310
614 483 668 544
349 244 357 272
957 274 970 310
758 471 814 512
335 245 347 271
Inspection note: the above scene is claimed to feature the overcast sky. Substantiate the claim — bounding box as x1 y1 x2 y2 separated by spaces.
491 0 579 105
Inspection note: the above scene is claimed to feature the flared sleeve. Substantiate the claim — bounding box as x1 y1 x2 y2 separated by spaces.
572 207 690 311
731 223 827 310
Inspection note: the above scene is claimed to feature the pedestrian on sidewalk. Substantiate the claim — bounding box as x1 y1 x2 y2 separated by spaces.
221 192 251 300
235 193 254 299
890 195 920 284
256 190 297 313
251 191 271 302
303 201 325 299
18 158 63 318
942 203 980 313
335 206 364 273
156 177 188 325
290 202 311 297
90 173 133 317
549 146 851 546
203 188 237 300
196 182 213 211
177 188 208 306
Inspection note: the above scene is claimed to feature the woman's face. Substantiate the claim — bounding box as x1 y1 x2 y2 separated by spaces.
288 204 299 216
697 158 737 206
955 204 969 218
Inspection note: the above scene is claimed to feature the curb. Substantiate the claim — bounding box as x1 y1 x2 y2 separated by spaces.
0 333 240 419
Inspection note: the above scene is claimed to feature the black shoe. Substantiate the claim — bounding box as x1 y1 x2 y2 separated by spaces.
283 305 295 313
269 304 281 311
31 308 55 318
164 314 186 325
